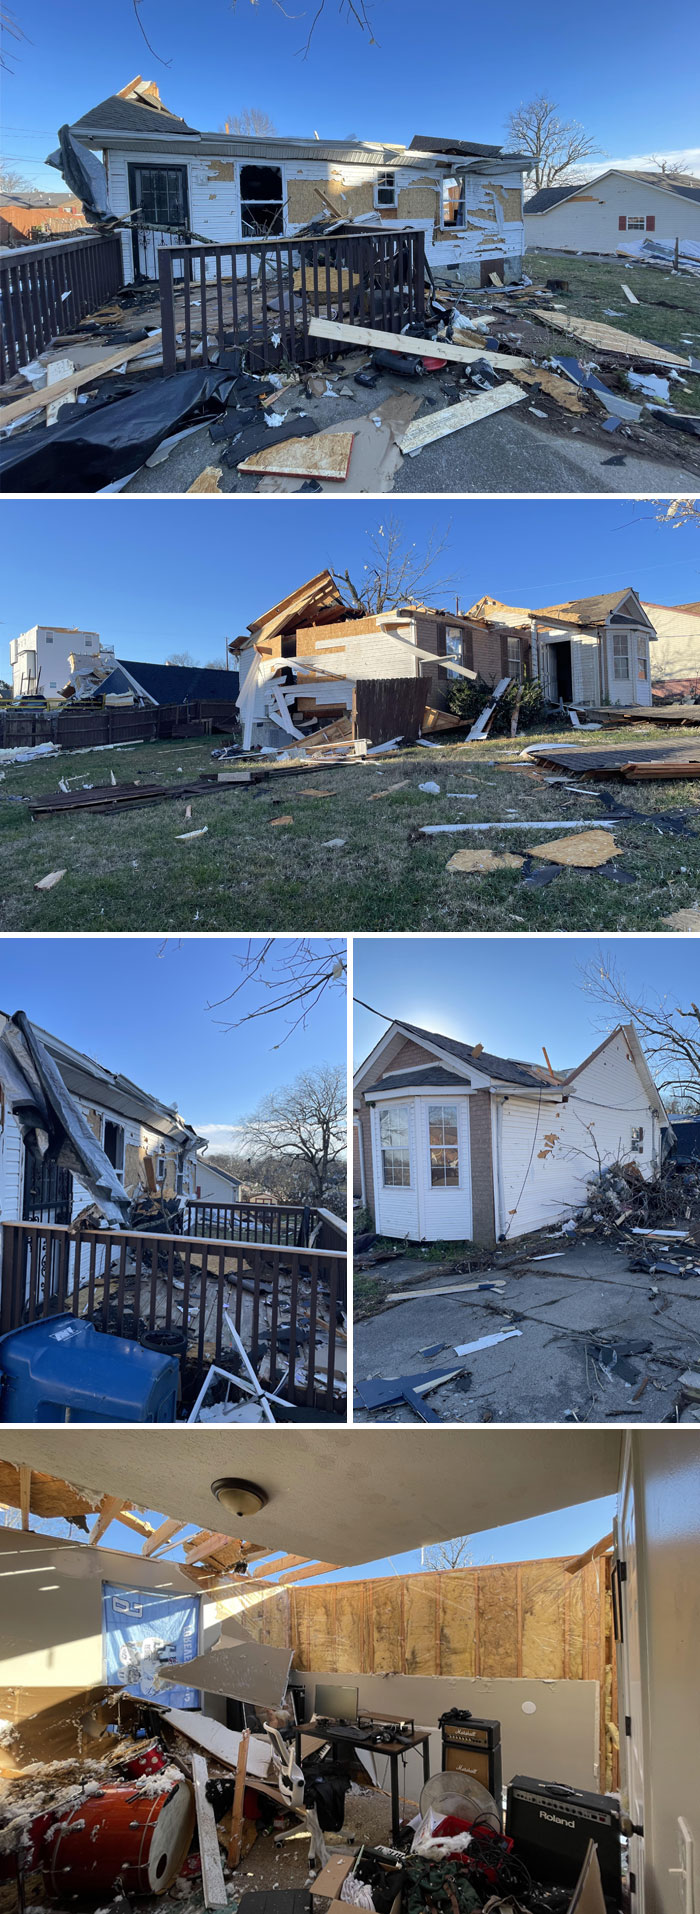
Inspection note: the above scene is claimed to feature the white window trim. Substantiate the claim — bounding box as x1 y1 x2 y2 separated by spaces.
378 1101 412 1189
374 169 397 209
426 1101 462 1191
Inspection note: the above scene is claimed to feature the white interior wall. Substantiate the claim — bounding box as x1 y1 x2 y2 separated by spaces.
299 1670 600 1797
631 1432 700 1914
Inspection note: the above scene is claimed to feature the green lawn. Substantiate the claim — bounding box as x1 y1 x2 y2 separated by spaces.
526 249 700 413
2 723 699 932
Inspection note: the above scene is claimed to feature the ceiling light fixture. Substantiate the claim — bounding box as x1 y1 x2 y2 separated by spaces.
211 1478 269 1519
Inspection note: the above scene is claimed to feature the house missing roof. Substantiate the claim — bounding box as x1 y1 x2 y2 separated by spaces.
51 78 532 287
354 1015 670 1243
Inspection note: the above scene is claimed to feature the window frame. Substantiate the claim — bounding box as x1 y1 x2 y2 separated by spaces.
428 1102 461 1189
444 626 463 678
103 1117 126 1180
626 214 646 232
612 631 630 680
375 169 397 209
379 1103 412 1189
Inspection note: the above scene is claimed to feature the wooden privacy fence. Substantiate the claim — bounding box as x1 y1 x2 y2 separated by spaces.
232 1555 617 1790
354 677 430 746
0 1221 346 1411
0 233 124 382
0 700 238 750
158 231 427 376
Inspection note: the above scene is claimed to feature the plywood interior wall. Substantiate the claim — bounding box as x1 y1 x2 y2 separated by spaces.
225 1555 617 1789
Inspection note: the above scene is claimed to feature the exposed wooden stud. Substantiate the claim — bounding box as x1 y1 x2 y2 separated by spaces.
182 1531 236 1568
89 1495 127 1547
227 1729 251 1868
18 1465 31 1531
564 1532 615 1576
192 1752 228 1909
141 1517 188 1558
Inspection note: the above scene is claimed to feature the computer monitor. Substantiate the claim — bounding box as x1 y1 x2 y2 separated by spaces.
314 1682 359 1722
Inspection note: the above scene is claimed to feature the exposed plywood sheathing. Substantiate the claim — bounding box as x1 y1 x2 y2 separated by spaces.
534 310 691 368
206 160 235 181
231 1554 616 1786
238 432 354 482
397 184 440 217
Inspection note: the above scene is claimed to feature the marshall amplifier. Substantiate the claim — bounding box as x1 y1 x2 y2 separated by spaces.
505 1777 622 1907
439 1711 502 1800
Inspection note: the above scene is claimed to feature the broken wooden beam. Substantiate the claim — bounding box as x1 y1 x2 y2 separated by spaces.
307 314 530 371
0 330 164 428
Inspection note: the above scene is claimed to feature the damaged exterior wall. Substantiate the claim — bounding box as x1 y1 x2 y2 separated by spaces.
225 1552 616 1790
99 147 525 287
255 612 503 691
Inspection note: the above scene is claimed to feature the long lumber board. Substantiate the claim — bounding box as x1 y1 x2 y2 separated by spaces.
397 384 525 455
533 310 690 368
0 331 164 427
29 775 256 818
307 314 529 371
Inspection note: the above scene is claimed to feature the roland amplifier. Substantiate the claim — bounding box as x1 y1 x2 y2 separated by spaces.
505 1777 622 1906
440 1712 502 1800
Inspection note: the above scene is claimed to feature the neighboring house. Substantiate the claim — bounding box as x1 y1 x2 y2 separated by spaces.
11 624 101 699
524 168 700 253
193 1156 242 1203
466 589 656 707
96 659 239 705
54 77 532 286
0 191 85 246
641 600 700 695
0 1008 205 1228
354 1016 670 1244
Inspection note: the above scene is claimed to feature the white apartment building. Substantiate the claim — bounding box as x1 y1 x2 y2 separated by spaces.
10 625 100 699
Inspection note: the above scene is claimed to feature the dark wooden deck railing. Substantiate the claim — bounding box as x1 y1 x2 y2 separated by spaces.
0 1221 346 1413
186 1200 347 1267
0 232 124 382
158 230 426 376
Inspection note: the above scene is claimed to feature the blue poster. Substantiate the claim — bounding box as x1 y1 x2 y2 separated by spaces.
102 1581 201 1710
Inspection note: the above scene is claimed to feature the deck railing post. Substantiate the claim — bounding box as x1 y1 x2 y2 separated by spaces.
158 247 178 376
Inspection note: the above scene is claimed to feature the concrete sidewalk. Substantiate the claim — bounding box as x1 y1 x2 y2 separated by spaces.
353 1239 700 1423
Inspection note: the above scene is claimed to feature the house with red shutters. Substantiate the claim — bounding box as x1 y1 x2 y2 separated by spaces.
524 167 700 255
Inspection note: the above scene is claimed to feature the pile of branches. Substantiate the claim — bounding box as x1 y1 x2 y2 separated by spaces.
576 1157 700 1236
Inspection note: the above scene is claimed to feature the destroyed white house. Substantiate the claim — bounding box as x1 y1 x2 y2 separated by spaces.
55 79 533 286
9 622 239 708
524 167 700 257
354 1017 670 1243
10 623 102 699
0 1426 698 1914
232 576 658 747
0 1012 347 1419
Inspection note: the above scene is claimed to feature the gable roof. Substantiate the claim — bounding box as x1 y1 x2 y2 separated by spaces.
467 589 652 633
393 1018 560 1090
99 659 239 703
526 167 700 214
364 1065 471 1093
0 1009 203 1145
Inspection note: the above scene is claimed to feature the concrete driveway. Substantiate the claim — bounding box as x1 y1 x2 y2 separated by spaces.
353 1239 700 1424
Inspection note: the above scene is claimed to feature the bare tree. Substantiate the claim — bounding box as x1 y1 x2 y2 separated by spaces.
508 95 599 191
1 5 26 73
230 0 376 58
648 155 692 179
242 1063 346 1199
581 951 700 1110
165 650 198 666
421 1535 475 1570
0 164 31 195
332 515 456 615
221 108 277 135
207 938 346 1041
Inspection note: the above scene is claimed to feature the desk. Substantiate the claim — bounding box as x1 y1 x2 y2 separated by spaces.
295 1721 431 1845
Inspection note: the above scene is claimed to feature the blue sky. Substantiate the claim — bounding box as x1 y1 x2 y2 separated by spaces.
353 935 698 1072
3 0 699 192
0 935 346 1145
3 499 698 677
25 1492 616 1578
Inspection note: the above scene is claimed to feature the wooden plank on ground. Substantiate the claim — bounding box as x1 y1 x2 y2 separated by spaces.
397 386 525 456
238 432 354 481
307 314 529 371
534 310 690 368
467 676 512 740
0 331 164 427
192 1752 228 1909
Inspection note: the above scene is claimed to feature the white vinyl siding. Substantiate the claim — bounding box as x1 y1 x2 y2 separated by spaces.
497 1033 659 1238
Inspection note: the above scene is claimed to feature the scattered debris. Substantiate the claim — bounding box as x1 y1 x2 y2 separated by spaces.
446 848 525 874
34 868 66 891
531 829 622 868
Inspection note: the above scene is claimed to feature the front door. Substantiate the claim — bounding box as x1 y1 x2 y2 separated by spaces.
128 163 190 279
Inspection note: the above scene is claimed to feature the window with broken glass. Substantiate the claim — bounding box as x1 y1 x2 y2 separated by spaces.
240 164 284 237
612 632 630 679
429 1104 460 1186
442 176 464 227
379 1105 411 1186
376 171 396 208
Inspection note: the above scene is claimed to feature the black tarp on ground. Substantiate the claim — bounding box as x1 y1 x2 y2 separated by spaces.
0 369 236 494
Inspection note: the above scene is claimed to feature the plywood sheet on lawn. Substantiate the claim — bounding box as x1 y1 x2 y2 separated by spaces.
296 1671 600 1793
238 432 354 481
447 849 524 874
534 829 620 867
534 309 690 368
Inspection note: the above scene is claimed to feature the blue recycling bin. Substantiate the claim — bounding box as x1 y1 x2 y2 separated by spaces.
0 1313 179 1422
